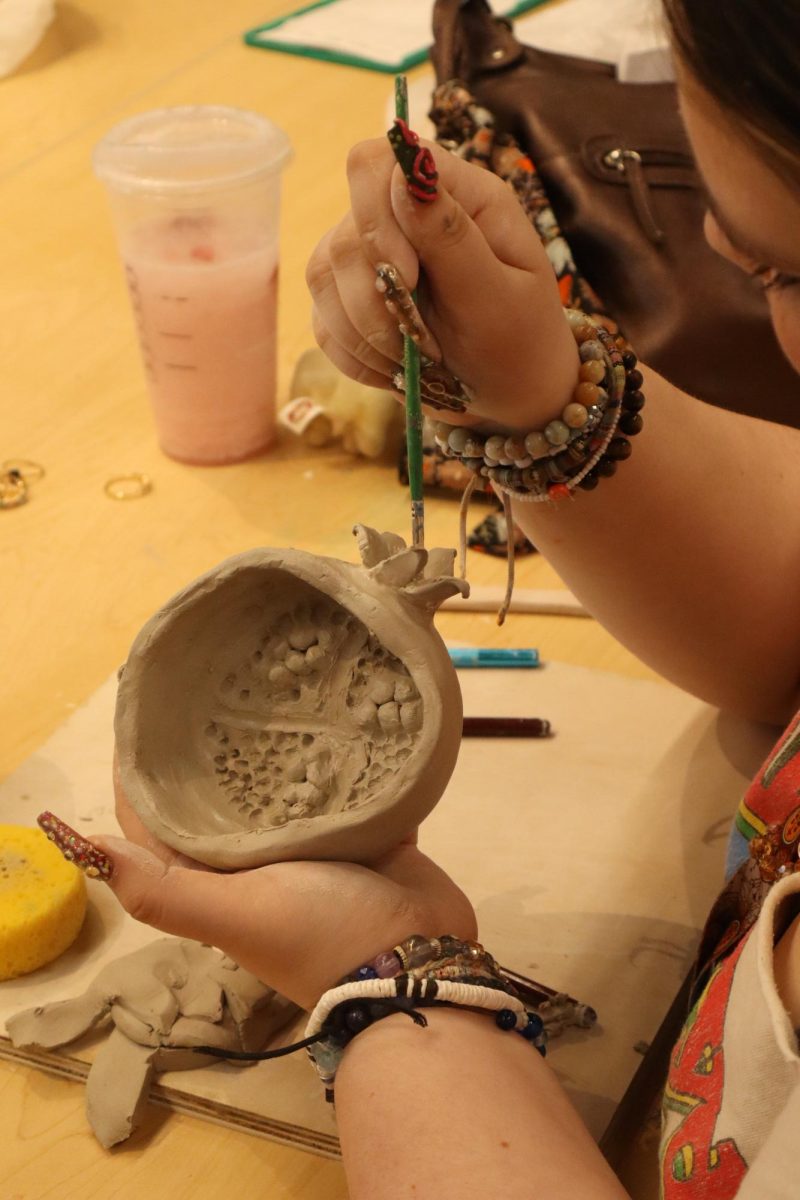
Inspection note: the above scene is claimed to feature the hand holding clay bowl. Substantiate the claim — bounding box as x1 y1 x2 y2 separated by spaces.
115 527 468 868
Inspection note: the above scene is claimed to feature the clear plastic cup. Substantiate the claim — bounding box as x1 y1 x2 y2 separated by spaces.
93 106 292 465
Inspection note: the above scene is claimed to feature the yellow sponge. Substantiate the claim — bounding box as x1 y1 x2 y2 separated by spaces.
0 824 87 981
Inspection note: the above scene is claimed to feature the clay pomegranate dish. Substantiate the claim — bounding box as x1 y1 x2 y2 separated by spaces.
114 526 468 868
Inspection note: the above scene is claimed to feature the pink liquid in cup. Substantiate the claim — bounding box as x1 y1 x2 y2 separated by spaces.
122 213 278 465
93 106 292 465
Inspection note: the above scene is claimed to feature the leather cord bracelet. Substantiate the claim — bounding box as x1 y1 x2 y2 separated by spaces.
182 935 596 1105
304 934 548 1101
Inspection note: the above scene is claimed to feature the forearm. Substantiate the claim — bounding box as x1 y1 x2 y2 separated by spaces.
335 1008 628 1200
513 368 800 722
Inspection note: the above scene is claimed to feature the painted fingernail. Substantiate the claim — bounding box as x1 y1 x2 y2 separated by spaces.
387 118 438 203
37 811 114 881
375 262 437 352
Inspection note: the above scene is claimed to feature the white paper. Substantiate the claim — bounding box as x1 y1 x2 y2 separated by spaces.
255 0 540 67
516 0 673 82
259 0 673 82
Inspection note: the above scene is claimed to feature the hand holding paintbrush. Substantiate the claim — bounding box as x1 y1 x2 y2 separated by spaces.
307 94 578 435
385 76 429 548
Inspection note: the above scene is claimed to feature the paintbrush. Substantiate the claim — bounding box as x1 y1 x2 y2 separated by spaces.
392 74 425 548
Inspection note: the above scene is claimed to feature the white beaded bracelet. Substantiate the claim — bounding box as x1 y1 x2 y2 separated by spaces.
304 974 544 1097
305 975 529 1041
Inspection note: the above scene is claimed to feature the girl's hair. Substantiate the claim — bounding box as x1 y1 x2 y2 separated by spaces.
662 0 800 180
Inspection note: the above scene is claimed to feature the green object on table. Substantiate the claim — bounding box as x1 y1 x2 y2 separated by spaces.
243 1 552 75
394 74 425 548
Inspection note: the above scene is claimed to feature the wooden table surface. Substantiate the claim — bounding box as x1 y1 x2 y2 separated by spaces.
1 3 661 1196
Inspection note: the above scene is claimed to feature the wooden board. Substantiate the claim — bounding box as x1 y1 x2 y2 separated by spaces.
0 663 774 1155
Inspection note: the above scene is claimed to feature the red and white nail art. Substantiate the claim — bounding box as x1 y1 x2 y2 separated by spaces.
37 811 114 881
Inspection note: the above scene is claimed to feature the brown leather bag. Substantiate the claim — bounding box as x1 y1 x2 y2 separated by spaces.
430 0 800 424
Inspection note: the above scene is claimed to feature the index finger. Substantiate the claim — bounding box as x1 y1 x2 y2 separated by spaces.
347 138 421 285
348 135 543 275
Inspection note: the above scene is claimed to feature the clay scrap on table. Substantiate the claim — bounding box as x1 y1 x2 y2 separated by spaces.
115 526 469 869
6 938 299 1148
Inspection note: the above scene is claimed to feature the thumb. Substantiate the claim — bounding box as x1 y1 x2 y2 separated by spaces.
93 835 232 947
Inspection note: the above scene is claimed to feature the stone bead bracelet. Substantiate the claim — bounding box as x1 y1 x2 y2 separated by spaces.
433 309 645 502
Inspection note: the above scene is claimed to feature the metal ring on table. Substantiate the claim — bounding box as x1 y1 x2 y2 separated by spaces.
104 473 153 501
1 458 45 482
0 468 28 509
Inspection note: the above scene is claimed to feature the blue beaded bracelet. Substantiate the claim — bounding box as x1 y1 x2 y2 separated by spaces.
305 979 549 1101
180 937 598 1105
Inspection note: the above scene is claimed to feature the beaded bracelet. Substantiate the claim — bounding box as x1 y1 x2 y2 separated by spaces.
343 932 507 982
305 979 547 1101
433 309 645 502
181 935 595 1104
338 936 597 1030
304 934 548 1100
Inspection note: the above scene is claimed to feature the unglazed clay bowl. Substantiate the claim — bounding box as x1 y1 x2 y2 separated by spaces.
114 527 468 868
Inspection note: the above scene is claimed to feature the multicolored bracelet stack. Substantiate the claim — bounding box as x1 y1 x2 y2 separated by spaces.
182 933 596 1097
432 309 645 502
304 935 548 1101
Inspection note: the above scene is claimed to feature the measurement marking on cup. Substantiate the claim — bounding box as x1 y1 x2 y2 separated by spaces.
159 331 193 340
160 294 190 303
165 363 198 371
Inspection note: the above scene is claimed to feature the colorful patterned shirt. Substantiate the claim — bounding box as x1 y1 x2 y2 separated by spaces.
660 711 800 1198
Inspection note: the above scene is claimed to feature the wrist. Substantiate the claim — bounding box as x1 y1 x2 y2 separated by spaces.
433 312 645 502
315 907 477 1008
303 934 590 1102
337 1002 537 1078
450 325 581 440
512 318 582 435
